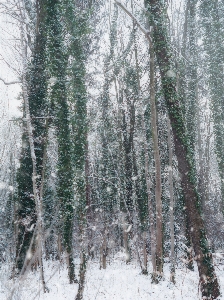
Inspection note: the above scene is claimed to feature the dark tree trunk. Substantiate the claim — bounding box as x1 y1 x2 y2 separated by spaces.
47 0 76 283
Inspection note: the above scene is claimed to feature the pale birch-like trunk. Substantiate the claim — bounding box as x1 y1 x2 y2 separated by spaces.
123 221 131 264
75 251 87 300
17 1 47 293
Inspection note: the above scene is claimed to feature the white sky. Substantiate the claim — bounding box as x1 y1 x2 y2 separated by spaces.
0 3 22 118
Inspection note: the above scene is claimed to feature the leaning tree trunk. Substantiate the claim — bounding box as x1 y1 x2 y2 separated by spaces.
145 0 220 298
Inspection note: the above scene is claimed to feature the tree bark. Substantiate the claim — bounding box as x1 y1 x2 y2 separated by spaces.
142 113 156 275
143 231 148 274
75 251 87 300
149 43 163 278
167 117 175 283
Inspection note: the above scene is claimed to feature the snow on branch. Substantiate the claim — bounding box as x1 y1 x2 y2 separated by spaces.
115 0 152 44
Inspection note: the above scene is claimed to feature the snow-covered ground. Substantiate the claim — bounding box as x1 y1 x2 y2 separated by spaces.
0 256 224 299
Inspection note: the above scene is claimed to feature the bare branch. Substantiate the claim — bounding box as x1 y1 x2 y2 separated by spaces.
0 54 21 75
115 0 152 44
0 77 21 85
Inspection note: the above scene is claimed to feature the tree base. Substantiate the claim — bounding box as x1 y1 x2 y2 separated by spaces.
151 272 163 284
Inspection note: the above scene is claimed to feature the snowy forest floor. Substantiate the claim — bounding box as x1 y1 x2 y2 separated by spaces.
1 254 224 299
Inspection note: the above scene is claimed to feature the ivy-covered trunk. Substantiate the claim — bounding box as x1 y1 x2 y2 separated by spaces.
99 7 118 266
63 0 90 291
186 0 197 152
47 0 76 283
149 44 163 278
145 0 220 298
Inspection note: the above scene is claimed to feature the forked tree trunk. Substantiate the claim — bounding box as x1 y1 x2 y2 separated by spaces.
145 0 220 298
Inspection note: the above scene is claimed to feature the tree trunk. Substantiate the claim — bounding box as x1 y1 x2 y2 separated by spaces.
167 117 175 284
102 227 107 269
15 0 48 277
143 231 148 274
75 251 87 300
123 221 131 264
142 114 156 275
47 0 76 283
149 43 163 278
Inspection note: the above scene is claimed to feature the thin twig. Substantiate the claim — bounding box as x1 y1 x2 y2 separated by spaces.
0 77 21 85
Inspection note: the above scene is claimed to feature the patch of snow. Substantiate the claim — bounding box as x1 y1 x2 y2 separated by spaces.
0 258 224 299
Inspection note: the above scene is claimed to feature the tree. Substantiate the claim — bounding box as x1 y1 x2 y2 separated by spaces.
46 0 76 283
145 0 220 298
66 1 89 295
199 0 224 215
15 0 48 276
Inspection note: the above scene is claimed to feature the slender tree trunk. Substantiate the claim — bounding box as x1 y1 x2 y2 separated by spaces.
75 251 87 300
57 233 62 261
197 87 206 211
143 231 148 274
204 115 211 210
167 117 175 283
102 227 107 270
142 114 156 275
122 220 131 264
149 43 163 278
115 77 132 264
